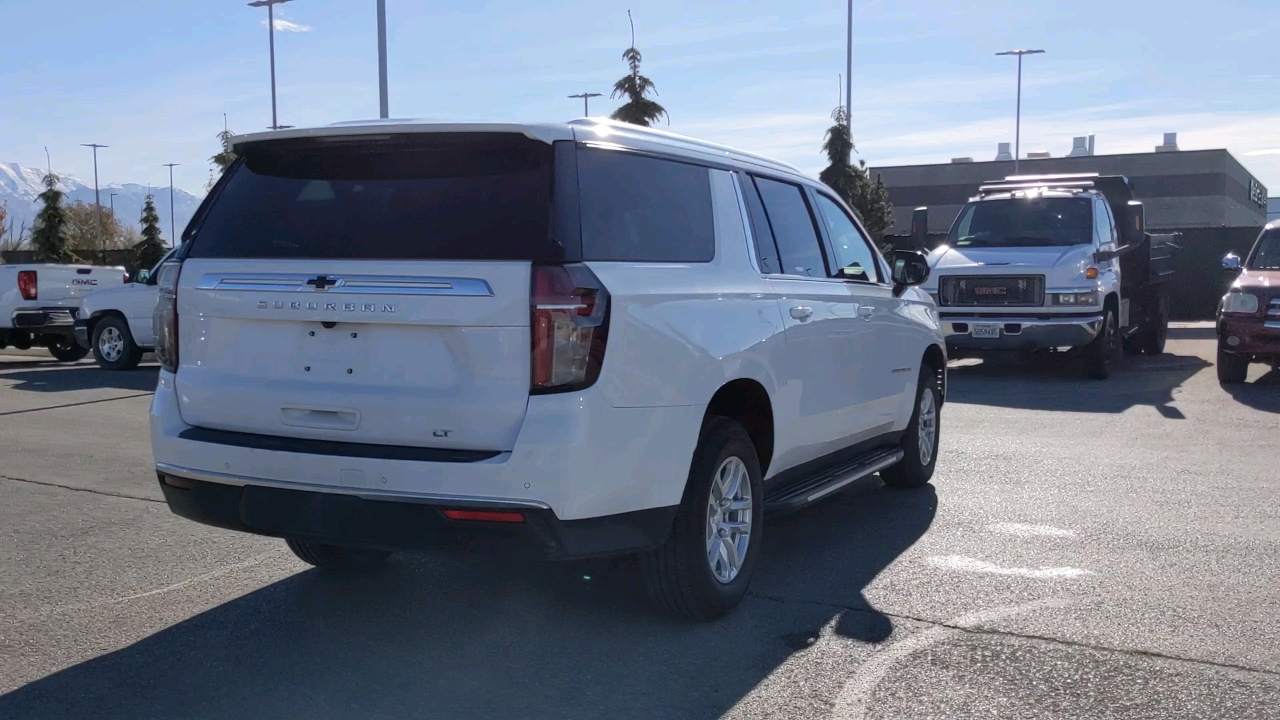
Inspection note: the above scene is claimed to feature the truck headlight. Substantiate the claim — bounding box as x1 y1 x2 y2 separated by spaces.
1052 292 1097 306
1222 292 1259 314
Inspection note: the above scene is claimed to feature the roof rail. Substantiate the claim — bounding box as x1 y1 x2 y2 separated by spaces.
566 118 805 176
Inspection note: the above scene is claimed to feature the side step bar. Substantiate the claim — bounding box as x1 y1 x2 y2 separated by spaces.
764 446 905 514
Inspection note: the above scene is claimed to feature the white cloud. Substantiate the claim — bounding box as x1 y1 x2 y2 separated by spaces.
262 18 311 32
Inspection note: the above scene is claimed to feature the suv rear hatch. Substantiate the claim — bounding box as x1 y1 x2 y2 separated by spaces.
172 132 575 452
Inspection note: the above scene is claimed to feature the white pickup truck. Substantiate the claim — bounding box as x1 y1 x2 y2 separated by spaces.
0 263 126 362
75 250 173 370
917 173 1175 379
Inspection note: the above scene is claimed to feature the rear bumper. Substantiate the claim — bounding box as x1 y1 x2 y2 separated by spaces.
150 370 704 536
942 313 1103 351
1218 316 1280 360
11 307 78 333
157 468 677 559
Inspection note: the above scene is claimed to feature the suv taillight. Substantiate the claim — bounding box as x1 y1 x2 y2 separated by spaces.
531 265 609 393
153 260 183 373
17 270 36 301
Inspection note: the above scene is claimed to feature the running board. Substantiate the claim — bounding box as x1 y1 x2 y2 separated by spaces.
764 446 905 514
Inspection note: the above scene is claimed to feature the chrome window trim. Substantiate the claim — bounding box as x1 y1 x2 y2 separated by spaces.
194 273 494 297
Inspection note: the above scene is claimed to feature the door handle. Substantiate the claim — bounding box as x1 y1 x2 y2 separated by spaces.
789 306 814 320
857 305 875 319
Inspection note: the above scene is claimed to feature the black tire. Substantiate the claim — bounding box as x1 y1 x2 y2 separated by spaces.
881 365 942 489
1217 346 1249 385
91 315 144 371
285 539 391 571
1082 307 1120 380
640 416 763 621
46 335 89 362
1140 295 1169 356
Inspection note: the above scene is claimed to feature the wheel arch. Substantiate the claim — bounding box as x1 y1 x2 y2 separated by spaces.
703 378 775 477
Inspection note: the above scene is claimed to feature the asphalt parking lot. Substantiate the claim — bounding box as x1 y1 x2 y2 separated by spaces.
1 326 1277 719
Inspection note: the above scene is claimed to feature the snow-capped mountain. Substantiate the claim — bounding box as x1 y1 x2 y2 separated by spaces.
0 162 203 242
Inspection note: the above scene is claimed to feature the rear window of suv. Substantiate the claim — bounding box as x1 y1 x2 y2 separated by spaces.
187 133 560 261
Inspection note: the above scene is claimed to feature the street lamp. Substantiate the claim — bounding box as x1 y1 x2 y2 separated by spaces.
377 0 389 118
162 163 180 248
568 92 603 117
248 0 294 130
81 143 107 262
845 0 853 145
995 48 1045 173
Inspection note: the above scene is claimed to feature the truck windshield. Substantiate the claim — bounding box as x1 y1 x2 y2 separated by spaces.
946 197 1093 248
1249 228 1280 270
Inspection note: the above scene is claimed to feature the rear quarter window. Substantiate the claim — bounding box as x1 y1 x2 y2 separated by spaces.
577 148 715 262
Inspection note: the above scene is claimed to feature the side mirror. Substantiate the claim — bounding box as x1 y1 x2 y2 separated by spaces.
1222 253 1242 273
891 250 930 296
910 207 929 249
135 270 151 284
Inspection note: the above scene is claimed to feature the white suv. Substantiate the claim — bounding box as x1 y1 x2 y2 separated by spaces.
151 119 946 619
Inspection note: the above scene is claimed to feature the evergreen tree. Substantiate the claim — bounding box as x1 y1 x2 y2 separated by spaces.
819 107 894 245
206 127 238 191
134 194 166 270
30 173 71 262
609 13 667 127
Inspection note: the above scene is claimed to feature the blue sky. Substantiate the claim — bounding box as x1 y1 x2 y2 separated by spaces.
3 0 1279 195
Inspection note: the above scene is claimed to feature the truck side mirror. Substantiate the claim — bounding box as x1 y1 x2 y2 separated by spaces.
910 207 929 249
891 250 930 296
1222 253 1242 273
135 270 151 284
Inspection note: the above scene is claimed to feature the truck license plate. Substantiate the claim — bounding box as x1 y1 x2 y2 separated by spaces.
971 324 1001 338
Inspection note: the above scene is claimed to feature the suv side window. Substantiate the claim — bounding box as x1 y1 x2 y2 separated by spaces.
737 173 782 274
812 193 882 283
752 176 828 278
578 148 715 262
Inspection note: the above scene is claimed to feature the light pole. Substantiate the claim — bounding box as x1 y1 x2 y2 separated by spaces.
377 0 389 118
109 192 118 227
248 0 294 130
996 48 1045 174
568 92 602 117
81 143 107 262
162 163 180 247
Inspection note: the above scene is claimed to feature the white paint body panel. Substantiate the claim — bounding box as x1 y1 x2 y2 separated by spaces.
0 264 125 328
80 282 160 347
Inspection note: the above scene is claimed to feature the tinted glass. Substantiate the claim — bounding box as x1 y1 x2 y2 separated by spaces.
187 134 558 260
738 173 782 274
946 197 1093 248
578 148 714 262
1250 228 1280 270
1093 200 1114 244
814 194 881 282
754 177 827 277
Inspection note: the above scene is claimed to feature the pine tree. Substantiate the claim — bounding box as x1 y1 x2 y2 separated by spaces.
609 13 667 127
819 107 894 245
206 127 238 191
30 173 71 262
134 194 166 270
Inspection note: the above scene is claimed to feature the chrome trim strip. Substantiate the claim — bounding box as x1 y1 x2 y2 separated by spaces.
805 451 905 503
155 462 552 510
195 273 494 297
1266 320 1280 329
942 314 1104 325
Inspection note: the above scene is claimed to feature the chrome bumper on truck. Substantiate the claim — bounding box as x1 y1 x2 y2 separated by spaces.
942 312 1104 351
11 307 78 331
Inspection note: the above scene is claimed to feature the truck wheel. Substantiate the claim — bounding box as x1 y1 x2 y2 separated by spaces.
881 366 941 489
640 416 762 621
46 336 89 363
285 539 390 571
91 316 144 371
1140 295 1169 356
1083 308 1119 380
1217 346 1249 385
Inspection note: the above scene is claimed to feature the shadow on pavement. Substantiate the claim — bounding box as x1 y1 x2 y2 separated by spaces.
1224 367 1280 413
946 352 1210 415
0 364 159 393
0 483 936 720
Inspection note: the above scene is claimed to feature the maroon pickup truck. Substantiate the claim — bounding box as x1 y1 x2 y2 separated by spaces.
1218 223 1280 384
